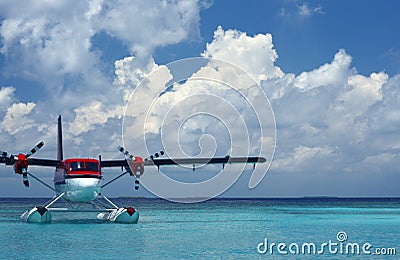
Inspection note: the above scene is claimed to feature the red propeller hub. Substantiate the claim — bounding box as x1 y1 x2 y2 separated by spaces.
129 156 144 177
134 156 143 163
17 153 26 161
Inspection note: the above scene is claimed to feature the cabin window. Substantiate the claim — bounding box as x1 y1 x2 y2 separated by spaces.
68 161 99 172
69 162 85 171
85 162 99 172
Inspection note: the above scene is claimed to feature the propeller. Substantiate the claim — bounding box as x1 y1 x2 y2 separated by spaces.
117 146 140 190
21 141 45 187
0 141 45 187
117 146 164 190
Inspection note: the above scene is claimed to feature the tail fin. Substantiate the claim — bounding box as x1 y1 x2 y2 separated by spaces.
57 115 63 161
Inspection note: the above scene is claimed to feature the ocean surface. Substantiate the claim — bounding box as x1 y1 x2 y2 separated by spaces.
0 197 399 259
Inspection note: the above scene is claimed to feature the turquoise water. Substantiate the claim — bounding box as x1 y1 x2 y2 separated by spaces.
0 198 399 259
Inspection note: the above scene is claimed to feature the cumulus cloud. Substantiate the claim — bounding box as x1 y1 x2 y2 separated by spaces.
0 1 97 88
202 26 284 82
0 86 39 137
325 72 388 142
113 56 160 102
294 49 353 91
199 27 397 180
0 0 204 111
0 0 205 156
117 30 278 162
0 102 36 135
0 0 203 86
92 0 202 58
266 53 395 177
0 86 15 109
69 101 124 136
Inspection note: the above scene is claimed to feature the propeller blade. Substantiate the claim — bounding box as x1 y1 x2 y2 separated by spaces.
145 150 165 161
22 172 29 187
0 149 13 159
117 146 135 160
25 141 44 158
0 150 15 164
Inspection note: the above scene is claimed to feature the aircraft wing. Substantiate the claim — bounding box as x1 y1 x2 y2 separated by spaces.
100 159 129 168
0 156 60 167
101 156 266 169
27 158 60 167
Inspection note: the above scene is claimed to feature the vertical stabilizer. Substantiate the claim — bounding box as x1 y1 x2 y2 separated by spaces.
57 115 63 161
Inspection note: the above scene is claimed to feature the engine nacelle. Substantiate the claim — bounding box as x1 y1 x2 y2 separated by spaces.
13 154 30 187
13 153 28 174
133 156 144 176
125 156 143 176
127 156 144 190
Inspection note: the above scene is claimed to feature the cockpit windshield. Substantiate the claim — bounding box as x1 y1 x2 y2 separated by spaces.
69 161 99 172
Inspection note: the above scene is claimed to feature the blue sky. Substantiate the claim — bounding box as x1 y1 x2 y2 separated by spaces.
0 0 399 198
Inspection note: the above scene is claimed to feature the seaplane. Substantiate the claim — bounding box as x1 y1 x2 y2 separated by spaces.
0 116 266 224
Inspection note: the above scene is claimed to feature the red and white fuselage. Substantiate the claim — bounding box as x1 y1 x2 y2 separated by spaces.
54 158 102 202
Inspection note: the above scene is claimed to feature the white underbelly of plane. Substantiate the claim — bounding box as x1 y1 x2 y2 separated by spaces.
55 178 101 202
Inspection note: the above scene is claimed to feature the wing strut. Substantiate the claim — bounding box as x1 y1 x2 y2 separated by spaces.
101 171 130 188
26 172 56 191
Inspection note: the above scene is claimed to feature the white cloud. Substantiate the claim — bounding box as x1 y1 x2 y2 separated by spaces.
92 0 202 58
298 3 324 17
0 0 204 93
0 102 36 135
298 4 312 16
0 86 37 136
279 2 324 17
117 29 279 161
0 86 15 109
113 56 160 102
294 49 353 91
333 72 388 117
324 71 388 144
0 1 97 89
202 26 284 82
69 101 124 136
255 43 396 177
272 145 335 172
